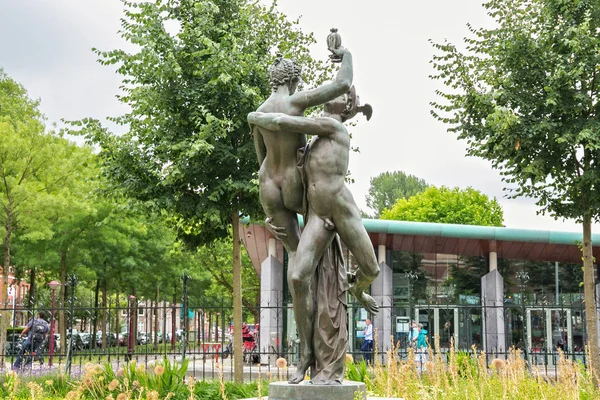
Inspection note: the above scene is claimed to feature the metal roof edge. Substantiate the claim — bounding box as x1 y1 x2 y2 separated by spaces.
240 215 593 246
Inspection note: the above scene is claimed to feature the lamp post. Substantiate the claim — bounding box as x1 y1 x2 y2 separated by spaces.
48 280 61 367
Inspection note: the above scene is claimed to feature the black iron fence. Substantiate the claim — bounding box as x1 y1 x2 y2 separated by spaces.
0 297 597 381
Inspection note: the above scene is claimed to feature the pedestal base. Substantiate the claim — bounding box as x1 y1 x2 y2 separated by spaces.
267 380 366 400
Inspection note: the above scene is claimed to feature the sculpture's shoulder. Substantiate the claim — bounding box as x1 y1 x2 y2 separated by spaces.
257 95 301 115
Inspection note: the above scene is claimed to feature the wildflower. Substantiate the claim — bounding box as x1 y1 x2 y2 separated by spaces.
136 364 145 374
108 379 119 391
132 380 141 391
345 353 354 363
116 393 127 400
106 396 114 400
45 380 53 386
491 358 506 371
66 391 79 400
147 390 159 400
186 376 195 386
117 368 125 377
276 357 288 368
154 365 165 376
83 377 94 387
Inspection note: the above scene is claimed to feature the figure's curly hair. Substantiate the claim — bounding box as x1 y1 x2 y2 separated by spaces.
269 54 301 92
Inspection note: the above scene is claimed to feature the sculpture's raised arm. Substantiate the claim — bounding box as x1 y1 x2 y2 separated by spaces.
289 47 353 110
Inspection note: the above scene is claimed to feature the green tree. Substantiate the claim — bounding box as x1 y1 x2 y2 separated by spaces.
381 186 504 226
195 238 260 320
76 0 331 381
365 171 429 218
382 186 503 298
0 69 94 359
430 0 600 372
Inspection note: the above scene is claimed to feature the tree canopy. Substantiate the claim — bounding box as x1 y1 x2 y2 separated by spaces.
381 186 504 227
73 0 333 381
365 171 429 218
430 0 600 372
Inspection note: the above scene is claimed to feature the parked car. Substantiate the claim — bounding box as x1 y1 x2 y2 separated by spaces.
137 332 149 345
118 332 128 346
96 332 117 347
65 331 84 351
156 331 172 343
80 332 93 349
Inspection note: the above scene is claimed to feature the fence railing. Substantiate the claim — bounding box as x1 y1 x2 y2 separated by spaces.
0 299 597 381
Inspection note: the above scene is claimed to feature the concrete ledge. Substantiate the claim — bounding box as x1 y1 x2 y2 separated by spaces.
243 397 404 400
267 380 366 400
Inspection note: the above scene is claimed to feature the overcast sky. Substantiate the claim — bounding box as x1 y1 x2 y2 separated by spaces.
0 0 593 234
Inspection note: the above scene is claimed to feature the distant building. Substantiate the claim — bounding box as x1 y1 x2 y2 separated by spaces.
0 266 32 326
242 217 600 364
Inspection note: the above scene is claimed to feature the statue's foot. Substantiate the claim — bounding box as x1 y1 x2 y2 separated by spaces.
288 354 314 384
288 370 306 384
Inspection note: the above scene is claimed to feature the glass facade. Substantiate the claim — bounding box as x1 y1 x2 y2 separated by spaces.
388 247 586 352
280 238 589 356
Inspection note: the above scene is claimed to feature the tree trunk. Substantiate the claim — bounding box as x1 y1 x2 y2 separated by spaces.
58 250 67 352
92 279 100 350
1 207 13 365
28 267 36 309
154 286 159 350
115 290 120 337
132 289 138 352
232 210 243 383
582 217 600 383
101 277 107 350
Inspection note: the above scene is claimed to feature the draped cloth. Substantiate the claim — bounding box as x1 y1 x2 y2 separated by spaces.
297 141 349 384
311 235 349 384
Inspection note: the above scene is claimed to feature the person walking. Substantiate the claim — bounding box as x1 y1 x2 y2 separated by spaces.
361 318 374 364
408 320 418 349
416 323 428 372
13 311 50 369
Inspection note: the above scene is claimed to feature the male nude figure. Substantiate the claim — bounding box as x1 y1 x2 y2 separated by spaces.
249 87 380 380
250 48 353 382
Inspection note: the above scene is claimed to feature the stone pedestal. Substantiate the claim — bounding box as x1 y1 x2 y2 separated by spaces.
267 381 366 400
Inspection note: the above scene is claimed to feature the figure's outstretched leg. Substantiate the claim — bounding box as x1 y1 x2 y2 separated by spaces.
288 214 335 384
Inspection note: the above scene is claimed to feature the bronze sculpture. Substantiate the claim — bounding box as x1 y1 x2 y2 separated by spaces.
249 32 379 385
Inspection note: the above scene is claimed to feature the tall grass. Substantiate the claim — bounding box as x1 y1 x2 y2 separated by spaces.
347 335 600 400
0 359 268 400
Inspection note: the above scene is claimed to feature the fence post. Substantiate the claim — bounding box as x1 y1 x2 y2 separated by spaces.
127 295 136 361
171 303 176 351
181 273 190 360
65 275 77 375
